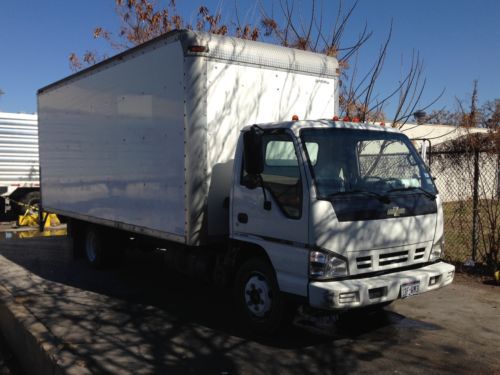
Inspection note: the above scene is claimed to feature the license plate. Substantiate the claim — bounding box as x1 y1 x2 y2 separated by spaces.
401 281 420 298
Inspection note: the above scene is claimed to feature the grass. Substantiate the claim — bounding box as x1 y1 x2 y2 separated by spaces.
442 200 498 264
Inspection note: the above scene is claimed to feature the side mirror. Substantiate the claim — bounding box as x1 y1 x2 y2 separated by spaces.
243 126 264 175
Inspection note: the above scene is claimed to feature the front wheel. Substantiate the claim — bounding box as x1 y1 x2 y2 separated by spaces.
234 258 287 334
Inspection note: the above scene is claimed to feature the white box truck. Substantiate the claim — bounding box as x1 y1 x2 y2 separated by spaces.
38 30 454 332
0 112 40 217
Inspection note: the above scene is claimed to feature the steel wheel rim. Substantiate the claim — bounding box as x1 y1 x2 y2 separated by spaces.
244 272 272 317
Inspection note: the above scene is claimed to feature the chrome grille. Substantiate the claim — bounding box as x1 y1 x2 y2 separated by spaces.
378 250 409 266
414 247 426 260
356 255 372 269
354 245 429 272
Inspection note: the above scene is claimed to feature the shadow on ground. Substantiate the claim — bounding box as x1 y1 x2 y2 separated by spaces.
0 236 447 374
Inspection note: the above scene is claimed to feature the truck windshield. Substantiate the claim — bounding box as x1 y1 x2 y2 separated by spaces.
300 128 436 199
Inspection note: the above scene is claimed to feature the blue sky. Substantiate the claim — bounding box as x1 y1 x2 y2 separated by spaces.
0 0 499 117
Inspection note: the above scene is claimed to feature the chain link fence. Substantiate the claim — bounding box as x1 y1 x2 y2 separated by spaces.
427 149 499 268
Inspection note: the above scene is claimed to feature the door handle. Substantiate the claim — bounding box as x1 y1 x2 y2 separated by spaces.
237 213 248 224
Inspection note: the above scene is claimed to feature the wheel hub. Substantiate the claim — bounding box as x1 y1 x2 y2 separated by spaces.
244 273 272 317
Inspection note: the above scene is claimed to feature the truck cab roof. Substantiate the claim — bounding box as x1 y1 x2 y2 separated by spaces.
242 120 401 137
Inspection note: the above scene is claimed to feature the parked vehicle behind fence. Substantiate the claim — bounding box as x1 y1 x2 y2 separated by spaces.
0 112 40 218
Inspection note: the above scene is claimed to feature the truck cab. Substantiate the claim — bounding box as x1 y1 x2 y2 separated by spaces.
230 119 454 330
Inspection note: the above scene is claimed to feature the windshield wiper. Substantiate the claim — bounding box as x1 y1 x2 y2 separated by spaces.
388 187 436 200
327 190 391 203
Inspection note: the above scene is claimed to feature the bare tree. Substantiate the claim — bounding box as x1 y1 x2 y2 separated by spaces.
259 1 445 126
260 0 371 59
426 109 461 126
69 0 258 71
456 79 480 129
480 99 500 129
419 82 499 129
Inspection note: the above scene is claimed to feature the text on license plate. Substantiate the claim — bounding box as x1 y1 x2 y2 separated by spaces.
401 281 420 298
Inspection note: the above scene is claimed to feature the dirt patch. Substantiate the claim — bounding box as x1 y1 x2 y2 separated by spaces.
454 269 500 288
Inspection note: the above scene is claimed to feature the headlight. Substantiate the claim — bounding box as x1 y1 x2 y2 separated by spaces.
429 238 444 261
309 250 348 279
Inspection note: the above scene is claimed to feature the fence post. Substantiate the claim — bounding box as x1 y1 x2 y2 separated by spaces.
497 153 500 198
471 150 480 262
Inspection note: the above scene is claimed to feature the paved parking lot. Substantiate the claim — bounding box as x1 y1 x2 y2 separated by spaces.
0 232 499 374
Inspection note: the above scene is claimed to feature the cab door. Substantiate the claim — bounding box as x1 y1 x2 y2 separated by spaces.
230 130 310 296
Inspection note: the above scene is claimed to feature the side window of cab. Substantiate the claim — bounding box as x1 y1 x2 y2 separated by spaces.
241 132 303 219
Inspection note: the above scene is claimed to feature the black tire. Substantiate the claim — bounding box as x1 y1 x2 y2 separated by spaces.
234 258 287 334
84 225 107 268
22 191 40 207
68 219 85 259
15 191 40 216
84 225 126 268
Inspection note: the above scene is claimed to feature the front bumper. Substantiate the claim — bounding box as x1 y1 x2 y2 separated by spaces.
309 261 455 310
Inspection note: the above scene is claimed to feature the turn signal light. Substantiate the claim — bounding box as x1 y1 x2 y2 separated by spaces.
188 45 208 53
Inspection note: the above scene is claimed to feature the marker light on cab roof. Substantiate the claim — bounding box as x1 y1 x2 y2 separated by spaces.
292 115 299 121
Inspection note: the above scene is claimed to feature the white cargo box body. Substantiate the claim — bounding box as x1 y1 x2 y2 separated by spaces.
38 30 338 245
0 112 39 194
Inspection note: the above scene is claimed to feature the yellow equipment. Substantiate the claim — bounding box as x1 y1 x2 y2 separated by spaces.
18 210 60 230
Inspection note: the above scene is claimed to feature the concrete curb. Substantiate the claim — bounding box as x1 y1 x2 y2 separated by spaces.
0 270 89 374
0 246 166 374
0 284 64 374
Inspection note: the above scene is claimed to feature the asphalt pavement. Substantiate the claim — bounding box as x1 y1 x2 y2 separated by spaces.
0 233 499 374
0 333 23 375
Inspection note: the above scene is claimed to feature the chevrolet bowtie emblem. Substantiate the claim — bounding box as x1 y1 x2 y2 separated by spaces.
387 206 406 217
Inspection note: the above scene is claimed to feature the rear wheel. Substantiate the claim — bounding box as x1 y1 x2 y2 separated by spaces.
234 258 287 334
85 225 127 268
68 219 85 259
85 226 105 268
